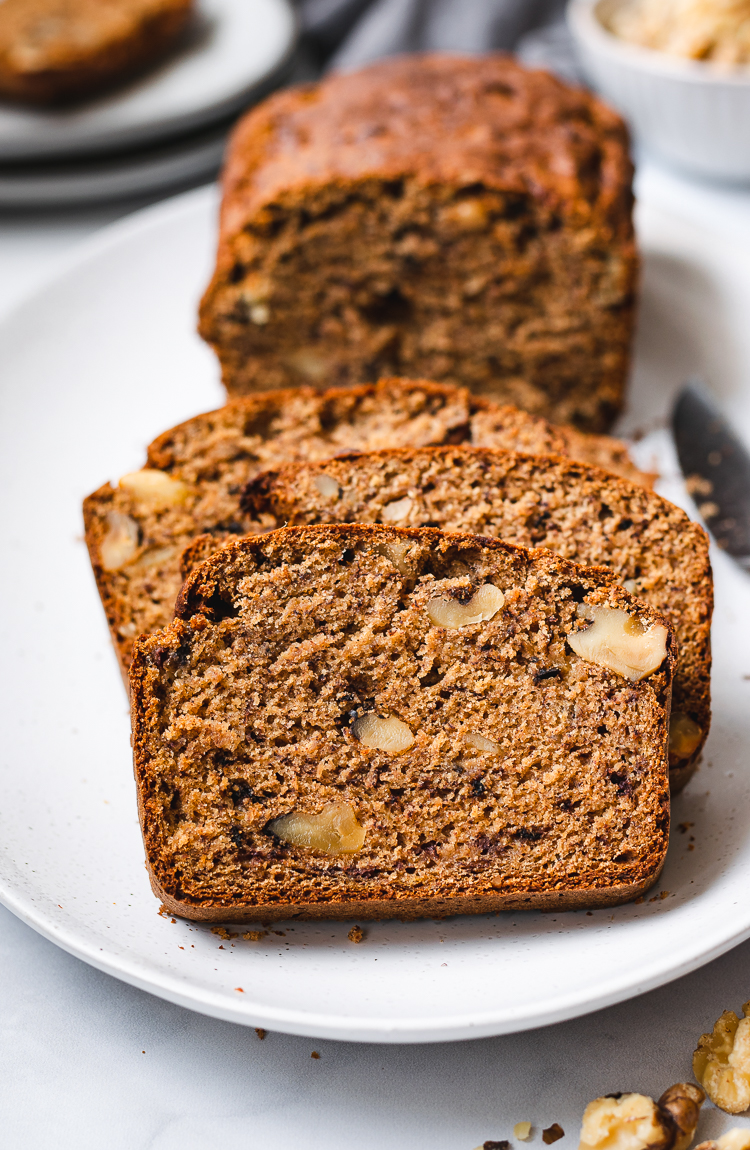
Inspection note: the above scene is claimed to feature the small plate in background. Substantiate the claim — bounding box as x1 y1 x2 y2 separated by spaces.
0 0 296 162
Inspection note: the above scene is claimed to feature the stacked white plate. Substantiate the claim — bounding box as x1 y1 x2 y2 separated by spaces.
0 0 297 206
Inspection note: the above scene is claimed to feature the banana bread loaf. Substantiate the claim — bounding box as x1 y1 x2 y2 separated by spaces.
0 0 193 105
244 446 712 792
130 524 675 922
199 53 638 431
83 378 646 680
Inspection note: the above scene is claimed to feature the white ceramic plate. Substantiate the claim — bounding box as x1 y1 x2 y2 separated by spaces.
0 122 228 207
0 0 296 161
0 184 749 1044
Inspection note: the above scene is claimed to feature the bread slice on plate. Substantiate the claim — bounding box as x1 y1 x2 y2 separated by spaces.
0 0 193 105
243 446 712 792
130 524 675 923
83 378 647 681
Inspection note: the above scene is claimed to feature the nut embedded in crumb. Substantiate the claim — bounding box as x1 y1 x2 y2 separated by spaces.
250 304 270 325
314 473 340 500
568 604 668 682
465 731 501 754
348 925 364 943
100 510 139 571
351 712 414 753
267 801 366 855
427 584 505 629
375 537 413 575
543 1125 564 1145
514 1123 533 1141
381 496 414 523
669 713 703 762
119 468 190 512
694 999 750 1112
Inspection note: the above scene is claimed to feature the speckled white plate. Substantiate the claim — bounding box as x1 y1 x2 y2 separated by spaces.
0 181 749 1043
0 0 296 160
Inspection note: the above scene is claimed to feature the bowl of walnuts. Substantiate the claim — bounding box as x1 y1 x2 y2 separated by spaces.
567 0 750 181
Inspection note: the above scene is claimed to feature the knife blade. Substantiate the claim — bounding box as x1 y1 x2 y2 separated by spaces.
672 381 750 567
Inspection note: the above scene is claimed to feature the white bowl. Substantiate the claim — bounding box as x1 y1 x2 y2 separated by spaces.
567 0 750 181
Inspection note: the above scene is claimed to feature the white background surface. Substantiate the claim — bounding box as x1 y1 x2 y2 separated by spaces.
2 161 750 1145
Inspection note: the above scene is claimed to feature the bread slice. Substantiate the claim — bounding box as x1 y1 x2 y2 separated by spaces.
83 378 647 680
0 0 193 105
130 524 675 922
243 446 712 793
199 53 637 432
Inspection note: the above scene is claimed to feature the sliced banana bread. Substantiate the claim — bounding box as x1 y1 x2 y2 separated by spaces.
244 446 711 792
130 524 675 922
83 378 646 680
199 53 638 432
0 0 193 105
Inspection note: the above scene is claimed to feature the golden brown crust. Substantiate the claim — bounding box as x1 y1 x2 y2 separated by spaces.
82 377 646 682
0 0 193 105
243 444 712 791
199 53 638 431
130 523 674 922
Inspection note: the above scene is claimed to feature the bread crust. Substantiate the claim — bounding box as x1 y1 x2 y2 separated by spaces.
199 53 638 431
0 0 193 105
130 524 674 922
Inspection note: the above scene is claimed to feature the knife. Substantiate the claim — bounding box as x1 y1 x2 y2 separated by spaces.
672 381 750 569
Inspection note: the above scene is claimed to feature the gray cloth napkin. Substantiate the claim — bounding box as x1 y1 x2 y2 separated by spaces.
296 0 581 81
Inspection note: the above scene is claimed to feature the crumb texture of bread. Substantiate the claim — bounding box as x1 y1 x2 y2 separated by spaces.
247 446 711 787
130 524 674 922
199 53 638 432
82 379 645 681
0 0 193 104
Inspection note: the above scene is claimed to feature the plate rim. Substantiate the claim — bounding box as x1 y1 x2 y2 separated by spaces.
0 185 747 1043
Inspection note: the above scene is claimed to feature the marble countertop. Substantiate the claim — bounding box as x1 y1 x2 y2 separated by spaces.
2 164 750 1150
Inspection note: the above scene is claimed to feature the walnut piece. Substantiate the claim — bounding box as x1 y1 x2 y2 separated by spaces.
119 469 189 512
351 712 414 753
128 544 177 573
427 584 505 629
668 713 703 761
694 1000 750 1112
314 473 340 500
568 604 668 682
100 510 139 571
658 1083 706 1150
250 303 270 325
696 1131 750 1150
381 496 414 523
267 801 366 855
442 198 488 229
375 538 413 575
465 731 501 754
578 1084 704 1150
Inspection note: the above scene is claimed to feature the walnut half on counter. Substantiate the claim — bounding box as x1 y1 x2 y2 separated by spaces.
578 1084 705 1150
